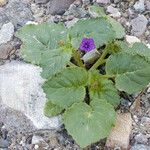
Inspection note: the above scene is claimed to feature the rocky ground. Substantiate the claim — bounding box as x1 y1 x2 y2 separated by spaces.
0 0 150 149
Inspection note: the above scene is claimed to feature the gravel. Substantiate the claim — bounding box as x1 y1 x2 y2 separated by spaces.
0 0 149 149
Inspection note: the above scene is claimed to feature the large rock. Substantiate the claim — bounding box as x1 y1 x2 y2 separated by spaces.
5 0 33 27
106 113 132 150
48 0 75 15
0 61 61 129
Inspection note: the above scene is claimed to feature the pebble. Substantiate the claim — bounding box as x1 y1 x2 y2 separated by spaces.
5 0 33 27
107 5 121 18
32 135 45 144
0 138 9 148
32 135 49 149
134 0 145 12
134 133 148 144
35 0 49 4
125 35 141 44
82 0 91 5
0 22 14 45
0 42 14 59
141 117 150 128
146 0 150 10
106 113 132 150
0 0 8 6
131 15 148 37
131 144 150 150
47 0 75 15
96 0 110 4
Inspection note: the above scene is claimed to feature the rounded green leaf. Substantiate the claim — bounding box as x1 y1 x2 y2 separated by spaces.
43 67 88 108
16 23 67 61
44 101 63 117
106 53 150 94
63 99 116 148
69 18 115 49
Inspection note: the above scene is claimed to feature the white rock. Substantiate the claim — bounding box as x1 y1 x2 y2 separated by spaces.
147 44 150 49
106 113 132 150
0 22 14 45
125 35 141 44
26 21 38 25
107 5 121 18
134 0 145 12
0 61 61 129
82 49 100 64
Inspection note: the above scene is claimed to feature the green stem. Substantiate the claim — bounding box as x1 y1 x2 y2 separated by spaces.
73 50 85 68
100 74 115 79
89 48 108 71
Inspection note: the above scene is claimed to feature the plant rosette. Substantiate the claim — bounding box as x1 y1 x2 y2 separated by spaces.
16 6 150 148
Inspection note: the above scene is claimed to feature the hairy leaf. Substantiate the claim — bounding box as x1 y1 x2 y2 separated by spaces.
63 99 116 148
107 17 125 39
43 67 88 108
16 23 73 78
120 42 150 62
88 71 120 106
40 47 72 78
44 101 63 117
106 53 150 93
69 18 115 49
89 5 106 17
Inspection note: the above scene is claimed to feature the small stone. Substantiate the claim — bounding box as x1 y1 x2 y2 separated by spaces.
35 0 49 4
0 138 9 148
96 0 110 4
106 113 132 150
82 0 90 5
5 0 34 27
32 135 45 144
0 61 61 129
0 0 8 6
107 5 121 18
32 135 49 149
146 0 150 10
147 43 150 49
141 117 150 128
0 42 14 59
82 50 100 64
34 145 39 149
48 0 75 15
134 0 145 12
131 144 150 150
125 35 141 44
131 15 148 37
0 22 14 45
134 133 148 144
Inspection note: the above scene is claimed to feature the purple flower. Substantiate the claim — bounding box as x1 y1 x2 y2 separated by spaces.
79 38 96 52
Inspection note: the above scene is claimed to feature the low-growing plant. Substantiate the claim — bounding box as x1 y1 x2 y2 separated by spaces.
16 6 150 148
